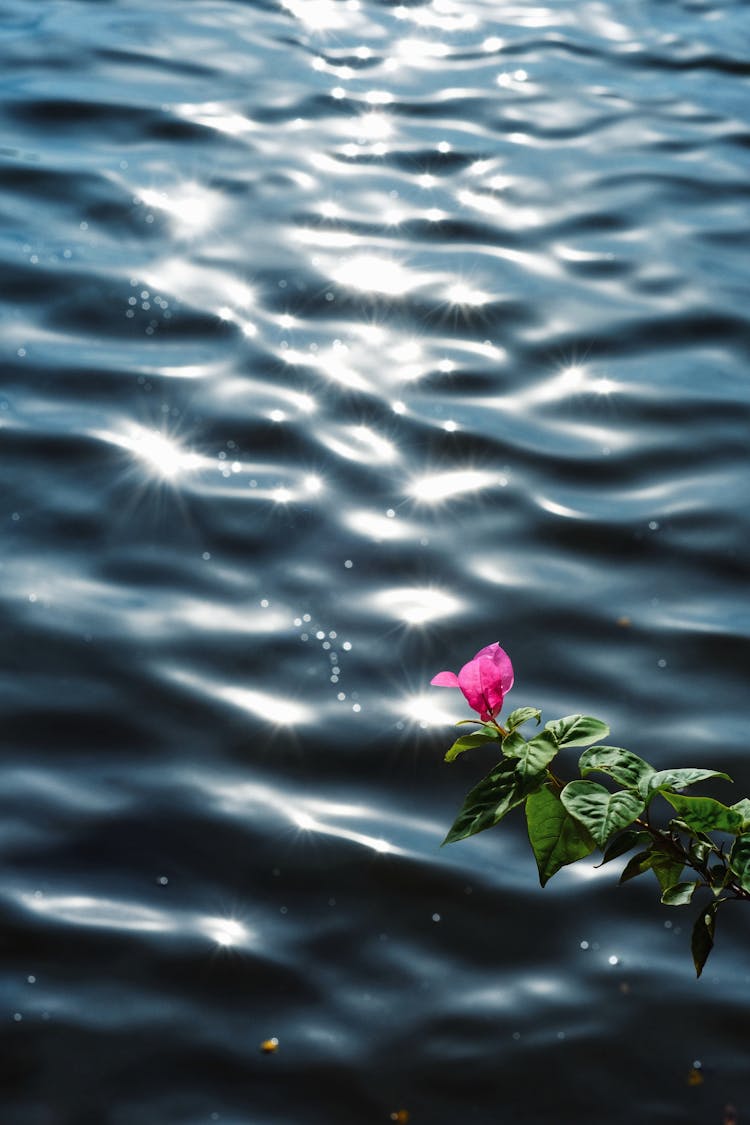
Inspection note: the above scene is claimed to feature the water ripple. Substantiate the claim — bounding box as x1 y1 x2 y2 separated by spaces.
3 0 750 1120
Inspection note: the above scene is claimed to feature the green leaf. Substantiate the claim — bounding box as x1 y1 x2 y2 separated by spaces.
731 799 750 830
709 864 729 892
444 729 499 763
618 846 682 891
619 850 654 884
560 780 645 848
661 881 700 906
642 768 732 799
513 731 559 783
670 819 713 845
443 759 544 844
691 900 720 978
501 730 529 758
525 784 596 887
663 793 744 835
599 828 650 865
650 853 685 893
729 835 750 892
689 840 711 866
545 715 610 749
579 745 655 790
505 707 541 733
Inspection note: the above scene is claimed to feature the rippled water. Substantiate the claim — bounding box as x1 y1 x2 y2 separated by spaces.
3 0 750 1120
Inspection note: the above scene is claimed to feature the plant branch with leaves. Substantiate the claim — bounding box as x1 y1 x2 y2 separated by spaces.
433 643 749 977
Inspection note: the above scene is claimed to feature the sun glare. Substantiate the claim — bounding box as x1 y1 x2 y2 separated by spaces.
332 255 425 296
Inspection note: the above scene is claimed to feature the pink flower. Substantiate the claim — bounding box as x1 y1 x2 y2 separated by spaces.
431 642 514 722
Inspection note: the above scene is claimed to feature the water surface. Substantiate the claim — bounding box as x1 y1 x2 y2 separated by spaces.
2 0 750 1121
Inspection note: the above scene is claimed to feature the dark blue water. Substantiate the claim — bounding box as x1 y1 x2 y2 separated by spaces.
2 0 750 1121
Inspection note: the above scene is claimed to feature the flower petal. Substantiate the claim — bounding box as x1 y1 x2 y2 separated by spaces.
430 670 460 687
457 659 495 716
472 642 514 694
457 646 512 718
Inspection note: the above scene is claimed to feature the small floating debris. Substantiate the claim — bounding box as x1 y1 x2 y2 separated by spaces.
686 1063 703 1087
260 1038 279 1054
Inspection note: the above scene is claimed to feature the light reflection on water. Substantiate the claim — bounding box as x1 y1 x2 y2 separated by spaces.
4 0 750 1118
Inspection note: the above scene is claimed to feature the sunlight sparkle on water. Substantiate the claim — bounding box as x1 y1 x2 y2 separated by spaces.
393 691 464 727
281 0 352 29
22 893 172 934
354 111 393 142
558 364 587 391
175 103 258 137
523 363 620 408
371 585 464 626
365 90 394 105
409 469 500 503
202 917 252 948
397 38 450 61
395 1 476 30
321 424 399 464
445 282 490 306
165 669 315 727
206 780 404 857
345 509 414 541
99 425 200 481
287 804 396 854
138 184 221 235
332 255 425 296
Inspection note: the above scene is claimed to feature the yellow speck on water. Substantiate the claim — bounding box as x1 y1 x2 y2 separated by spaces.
686 1067 704 1087
617 616 631 627
390 1112 410 1123
260 1037 279 1054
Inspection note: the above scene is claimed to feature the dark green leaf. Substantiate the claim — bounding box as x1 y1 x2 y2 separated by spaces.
525 784 596 887
505 707 542 733
642 768 732 799
729 835 750 892
560 781 645 848
599 828 650 865
579 745 655 790
691 900 720 978
444 729 499 763
443 759 543 844
617 845 682 891
619 850 654 884
709 864 729 890
689 840 712 865
670 819 713 845
650 853 685 893
661 881 700 906
545 715 610 749
663 793 743 835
